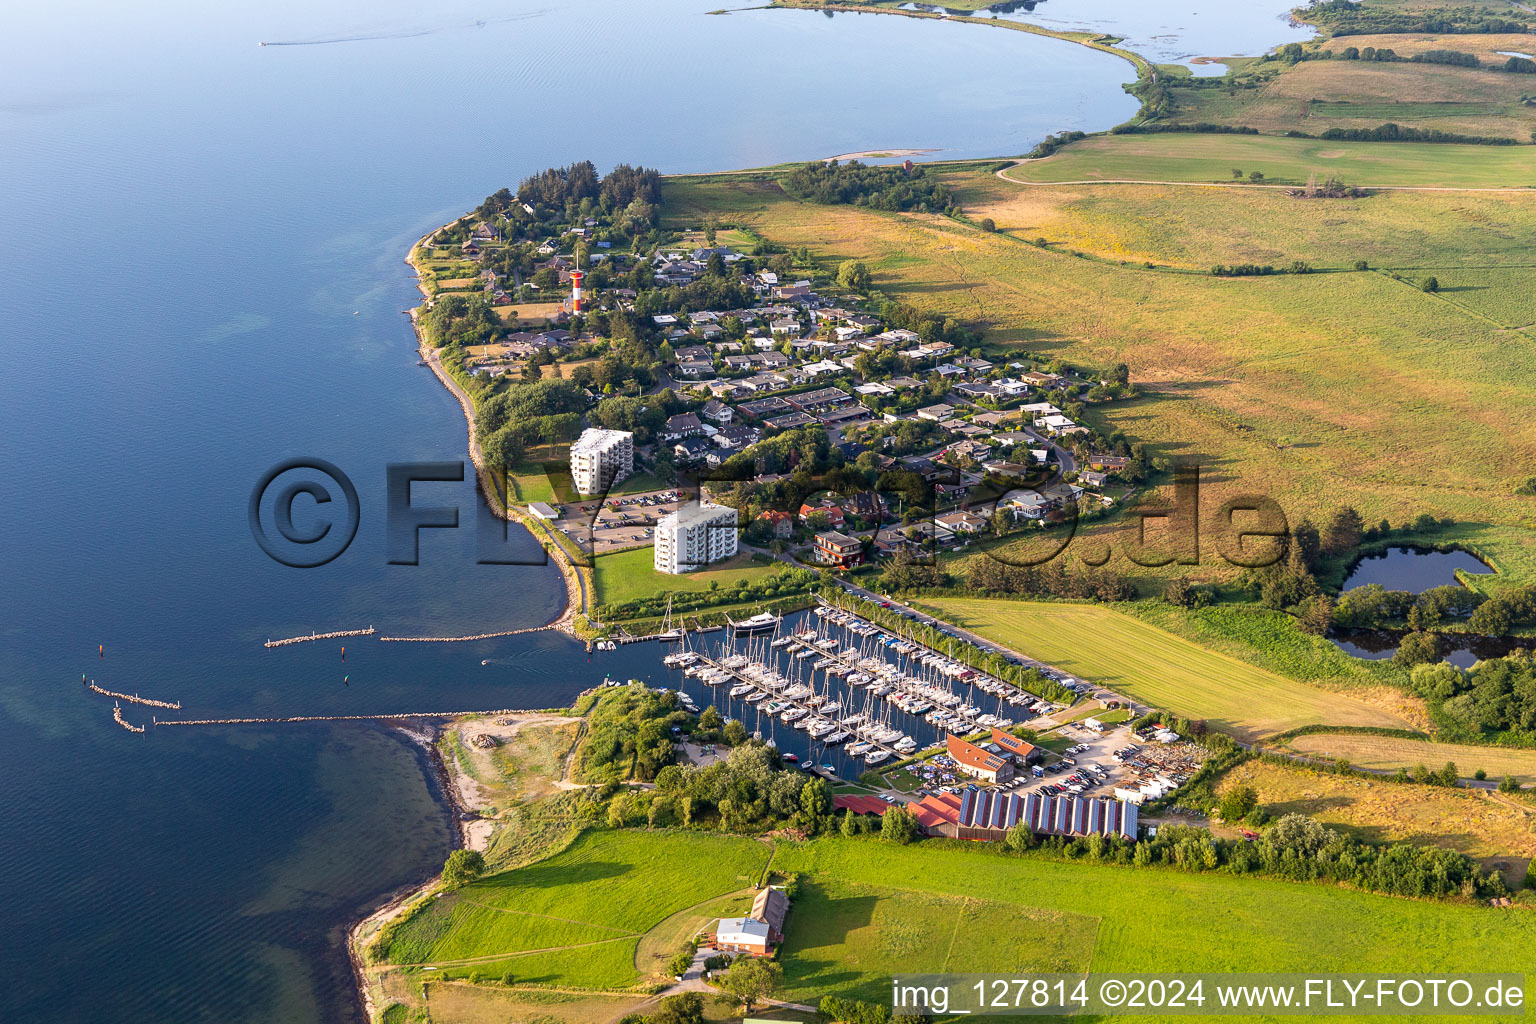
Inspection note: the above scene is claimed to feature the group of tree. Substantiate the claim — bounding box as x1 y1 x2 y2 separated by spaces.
475 377 589 469
1305 0 1528 37
781 160 955 212
650 742 834 833
1319 123 1518 145
1002 813 1507 900
515 160 662 211
1411 652 1536 737
965 557 1136 603
574 684 692 784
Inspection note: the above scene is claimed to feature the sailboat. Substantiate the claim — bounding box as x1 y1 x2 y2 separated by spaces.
656 596 684 643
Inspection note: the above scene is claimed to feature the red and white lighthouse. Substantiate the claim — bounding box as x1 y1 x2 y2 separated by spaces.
570 268 586 313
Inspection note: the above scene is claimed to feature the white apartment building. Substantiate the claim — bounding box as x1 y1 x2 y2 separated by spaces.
569 428 633 495
654 501 738 574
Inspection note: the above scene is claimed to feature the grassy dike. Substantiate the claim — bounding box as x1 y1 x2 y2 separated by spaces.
770 0 1156 86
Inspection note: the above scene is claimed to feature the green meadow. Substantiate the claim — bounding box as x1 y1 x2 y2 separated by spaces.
1004 134 1536 187
375 829 770 988
773 837 1534 1022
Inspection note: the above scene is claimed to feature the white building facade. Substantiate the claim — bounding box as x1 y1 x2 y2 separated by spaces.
569 428 633 495
654 502 738 574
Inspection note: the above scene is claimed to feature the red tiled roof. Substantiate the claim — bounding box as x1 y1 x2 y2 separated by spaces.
833 795 890 816
991 728 1038 759
947 733 1006 773
910 791 962 829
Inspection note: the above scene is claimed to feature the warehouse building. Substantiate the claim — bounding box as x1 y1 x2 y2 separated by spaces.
911 788 1136 842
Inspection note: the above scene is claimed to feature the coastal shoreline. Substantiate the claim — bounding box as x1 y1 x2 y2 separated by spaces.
405 227 590 634
347 3 1250 1015
346 720 463 1024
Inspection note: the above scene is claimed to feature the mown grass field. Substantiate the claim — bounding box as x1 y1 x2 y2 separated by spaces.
661 171 1536 590
773 837 1533 1020
919 598 1411 739
1003 134 1536 186
1217 759 1536 884
778 877 1098 1003
593 546 783 606
377 829 769 987
1283 732 1536 783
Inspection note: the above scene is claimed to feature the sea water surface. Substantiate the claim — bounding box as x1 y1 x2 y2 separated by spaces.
0 0 1246 1020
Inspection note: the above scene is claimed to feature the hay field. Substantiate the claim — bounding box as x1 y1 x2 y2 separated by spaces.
1284 732 1536 782
921 598 1411 739
1218 759 1535 883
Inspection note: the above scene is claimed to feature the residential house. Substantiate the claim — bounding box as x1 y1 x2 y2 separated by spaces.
662 413 705 440
813 530 864 568
936 510 987 535
756 510 794 540
799 502 846 528
916 403 956 422
701 399 733 425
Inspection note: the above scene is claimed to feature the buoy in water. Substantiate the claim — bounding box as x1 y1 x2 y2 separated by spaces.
99 645 104 660
481 659 490 666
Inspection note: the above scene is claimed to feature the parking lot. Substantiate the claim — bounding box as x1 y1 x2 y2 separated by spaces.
553 488 686 553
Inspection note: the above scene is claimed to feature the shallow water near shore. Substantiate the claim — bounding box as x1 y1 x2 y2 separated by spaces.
0 0 1282 1020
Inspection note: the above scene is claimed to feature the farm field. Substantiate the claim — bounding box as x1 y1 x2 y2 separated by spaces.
374 829 770 987
951 172 1536 271
1217 759 1536 884
662 172 1536 588
773 837 1533 1020
777 877 1097 1003
593 546 783 606
1283 732 1536 783
919 598 1412 739
1171 59 1536 140
1002 134 1536 187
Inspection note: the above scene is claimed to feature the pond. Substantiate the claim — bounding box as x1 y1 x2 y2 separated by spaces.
1341 546 1491 594
1330 628 1524 670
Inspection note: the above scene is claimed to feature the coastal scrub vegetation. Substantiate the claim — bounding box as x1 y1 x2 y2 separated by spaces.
780 160 954 212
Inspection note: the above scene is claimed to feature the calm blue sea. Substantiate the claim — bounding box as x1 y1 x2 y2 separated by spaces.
0 0 1261 1019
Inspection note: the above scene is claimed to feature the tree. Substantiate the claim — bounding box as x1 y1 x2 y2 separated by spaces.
1231 168 1243 179
837 259 872 292
667 949 696 978
840 807 859 837
1323 506 1364 556
1218 785 1259 823
798 777 832 831
1422 276 1439 293
1437 761 1460 787
653 993 705 1024
442 848 485 887
1498 775 1521 793
1248 170 1265 183
1164 577 1195 607
1292 518 1321 571
880 805 919 845
1296 594 1336 636
1393 630 1440 668
979 217 997 233
719 956 783 1010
